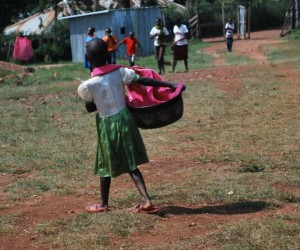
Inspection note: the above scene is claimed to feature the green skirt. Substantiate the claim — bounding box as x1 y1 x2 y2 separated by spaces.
95 108 149 178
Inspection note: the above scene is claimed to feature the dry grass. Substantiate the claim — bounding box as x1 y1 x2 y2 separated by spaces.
0 30 299 249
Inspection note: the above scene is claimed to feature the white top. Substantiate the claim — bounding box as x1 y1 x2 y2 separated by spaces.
149 26 169 46
225 23 234 37
173 24 189 46
78 68 137 118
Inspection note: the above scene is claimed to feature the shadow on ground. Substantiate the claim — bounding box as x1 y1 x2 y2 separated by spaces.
158 201 271 216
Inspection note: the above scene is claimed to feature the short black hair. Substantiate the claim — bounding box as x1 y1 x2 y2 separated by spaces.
176 19 181 25
86 38 107 67
87 27 95 33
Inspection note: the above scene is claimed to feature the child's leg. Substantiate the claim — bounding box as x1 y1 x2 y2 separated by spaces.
226 38 231 51
128 55 133 66
130 54 135 66
229 38 233 51
184 59 188 71
112 51 117 64
129 169 152 206
158 46 166 73
157 46 163 61
154 46 160 72
172 59 177 72
100 176 111 207
154 46 159 60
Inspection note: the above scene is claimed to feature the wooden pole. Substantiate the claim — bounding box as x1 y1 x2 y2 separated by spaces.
222 2 225 40
6 41 11 62
197 2 201 39
93 0 99 11
248 1 251 39
237 3 240 39
295 0 299 28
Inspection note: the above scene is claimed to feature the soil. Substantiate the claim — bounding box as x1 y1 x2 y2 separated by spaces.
0 29 299 250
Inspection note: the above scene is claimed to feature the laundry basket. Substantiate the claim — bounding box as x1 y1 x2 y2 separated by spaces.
126 82 185 129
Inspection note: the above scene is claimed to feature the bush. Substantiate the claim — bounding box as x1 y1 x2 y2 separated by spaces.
33 20 71 63
0 34 16 61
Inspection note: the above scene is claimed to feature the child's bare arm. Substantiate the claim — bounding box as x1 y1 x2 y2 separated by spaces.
137 76 184 89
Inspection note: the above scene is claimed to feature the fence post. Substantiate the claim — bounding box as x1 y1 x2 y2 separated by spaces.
222 2 225 40
248 1 251 39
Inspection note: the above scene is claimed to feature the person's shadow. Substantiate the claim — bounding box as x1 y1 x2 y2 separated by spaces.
157 201 269 217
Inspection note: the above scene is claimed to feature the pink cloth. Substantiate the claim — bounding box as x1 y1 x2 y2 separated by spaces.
13 36 33 61
91 64 122 76
91 64 183 108
127 66 183 107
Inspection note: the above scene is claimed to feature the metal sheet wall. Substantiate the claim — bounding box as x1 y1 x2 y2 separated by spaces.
62 7 163 63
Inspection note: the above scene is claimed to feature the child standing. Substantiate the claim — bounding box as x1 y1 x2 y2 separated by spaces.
102 27 118 64
84 27 98 71
78 38 182 213
225 18 234 52
116 31 143 67
149 18 169 75
172 19 189 73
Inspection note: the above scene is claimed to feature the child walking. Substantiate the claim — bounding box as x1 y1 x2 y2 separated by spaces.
116 31 143 67
78 38 182 213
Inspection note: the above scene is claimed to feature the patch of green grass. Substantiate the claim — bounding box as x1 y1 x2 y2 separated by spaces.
34 212 159 249
222 51 254 65
0 214 18 235
262 40 300 63
239 164 265 173
187 65 299 165
183 40 213 69
0 63 87 87
150 164 295 204
5 178 51 200
213 217 300 250
286 27 300 40
0 65 86 101
276 190 300 203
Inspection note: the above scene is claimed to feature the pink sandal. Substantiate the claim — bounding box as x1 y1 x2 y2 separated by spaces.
85 202 110 213
131 204 160 214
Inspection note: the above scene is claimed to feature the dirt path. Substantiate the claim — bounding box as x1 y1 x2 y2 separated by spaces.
204 30 283 65
164 30 286 95
1 29 299 250
202 29 285 65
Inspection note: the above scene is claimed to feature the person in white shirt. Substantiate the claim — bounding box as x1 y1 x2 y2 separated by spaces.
225 18 234 52
149 18 169 74
171 19 189 73
78 38 182 214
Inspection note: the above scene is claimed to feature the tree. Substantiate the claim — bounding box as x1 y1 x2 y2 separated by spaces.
0 0 54 33
1 2 26 33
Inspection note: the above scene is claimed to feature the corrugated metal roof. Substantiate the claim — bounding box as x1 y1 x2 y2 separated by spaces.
58 9 109 20
4 8 56 35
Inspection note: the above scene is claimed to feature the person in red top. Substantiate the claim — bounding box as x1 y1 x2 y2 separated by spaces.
116 32 143 67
